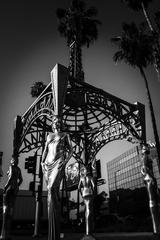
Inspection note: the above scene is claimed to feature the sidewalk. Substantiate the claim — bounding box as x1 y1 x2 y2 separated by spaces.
10 232 155 240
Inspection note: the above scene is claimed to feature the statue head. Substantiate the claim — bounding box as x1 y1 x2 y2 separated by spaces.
80 166 87 177
80 166 90 177
52 115 61 132
51 115 67 132
11 156 18 166
142 144 150 155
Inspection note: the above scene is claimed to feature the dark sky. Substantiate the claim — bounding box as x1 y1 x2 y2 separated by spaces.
0 0 160 188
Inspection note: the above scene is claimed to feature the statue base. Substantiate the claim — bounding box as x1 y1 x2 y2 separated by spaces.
81 234 97 240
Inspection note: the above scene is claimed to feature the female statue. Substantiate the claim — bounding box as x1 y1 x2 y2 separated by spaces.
141 144 160 235
41 116 72 240
78 166 95 238
0 156 23 240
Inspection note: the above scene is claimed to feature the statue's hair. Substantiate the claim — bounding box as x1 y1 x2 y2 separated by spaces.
80 166 87 171
51 115 66 131
52 115 60 122
10 157 18 165
142 143 150 154
80 166 90 175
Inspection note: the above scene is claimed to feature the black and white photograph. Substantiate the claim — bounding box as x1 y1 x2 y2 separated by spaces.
0 1 160 239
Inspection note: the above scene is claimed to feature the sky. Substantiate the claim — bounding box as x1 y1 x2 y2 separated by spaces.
0 0 160 189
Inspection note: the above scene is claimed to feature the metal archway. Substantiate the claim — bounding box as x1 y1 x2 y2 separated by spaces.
14 66 145 166
11 64 146 233
13 64 146 165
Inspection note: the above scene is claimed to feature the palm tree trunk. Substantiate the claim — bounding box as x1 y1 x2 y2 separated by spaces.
69 41 76 79
141 2 154 32
141 3 160 79
69 40 84 81
139 66 160 173
75 40 84 81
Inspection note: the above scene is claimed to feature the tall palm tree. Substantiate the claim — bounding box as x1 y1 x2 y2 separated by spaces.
30 81 46 98
56 0 101 81
111 22 160 173
121 0 160 79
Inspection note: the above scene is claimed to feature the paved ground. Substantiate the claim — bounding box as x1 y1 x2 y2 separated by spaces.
7 232 157 240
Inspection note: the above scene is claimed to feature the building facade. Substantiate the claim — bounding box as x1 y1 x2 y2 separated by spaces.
107 145 160 193
106 145 160 218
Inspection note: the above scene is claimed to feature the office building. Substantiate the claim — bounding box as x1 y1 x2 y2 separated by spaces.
106 145 160 217
107 145 160 193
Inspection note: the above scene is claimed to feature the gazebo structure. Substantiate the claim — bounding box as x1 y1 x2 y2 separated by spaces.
10 0 157 238
15 63 146 162
11 63 146 235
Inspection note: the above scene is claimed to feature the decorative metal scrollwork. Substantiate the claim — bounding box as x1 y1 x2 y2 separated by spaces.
17 75 145 168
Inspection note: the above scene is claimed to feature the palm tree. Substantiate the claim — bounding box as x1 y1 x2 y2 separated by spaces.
30 81 46 98
56 0 101 81
121 0 160 79
111 22 160 173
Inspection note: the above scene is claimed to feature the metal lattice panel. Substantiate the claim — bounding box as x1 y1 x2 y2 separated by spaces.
18 78 146 167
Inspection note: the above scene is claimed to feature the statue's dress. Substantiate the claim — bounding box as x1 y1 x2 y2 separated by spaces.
42 133 67 240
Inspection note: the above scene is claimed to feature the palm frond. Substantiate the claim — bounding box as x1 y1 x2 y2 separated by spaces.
56 0 100 47
113 50 125 63
86 7 98 17
30 82 46 98
111 22 155 69
121 0 153 11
